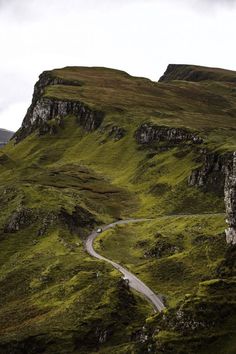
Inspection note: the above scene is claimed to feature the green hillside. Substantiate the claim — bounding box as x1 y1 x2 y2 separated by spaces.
0 64 235 353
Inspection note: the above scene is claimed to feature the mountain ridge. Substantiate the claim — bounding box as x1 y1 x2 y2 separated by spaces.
0 128 14 147
159 63 236 82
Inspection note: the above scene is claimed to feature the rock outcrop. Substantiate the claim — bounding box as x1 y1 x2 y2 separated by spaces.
188 150 231 195
135 123 203 146
188 149 236 244
225 152 236 245
14 72 104 142
4 208 35 233
108 126 126 141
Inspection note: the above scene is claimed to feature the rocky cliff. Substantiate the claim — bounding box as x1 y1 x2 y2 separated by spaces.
14 72 104 142
135 123 203 146
188 150 232 195
225 152 236 244
188 149 236 244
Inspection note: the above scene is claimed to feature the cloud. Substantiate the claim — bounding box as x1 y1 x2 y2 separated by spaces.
0 102 28 131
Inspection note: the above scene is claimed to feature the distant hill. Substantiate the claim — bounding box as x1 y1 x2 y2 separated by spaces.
0 128 14 147
159 63 236 82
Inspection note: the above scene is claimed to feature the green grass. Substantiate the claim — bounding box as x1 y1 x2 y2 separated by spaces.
94 215 227 307
41 66 236 151
0 65 236 353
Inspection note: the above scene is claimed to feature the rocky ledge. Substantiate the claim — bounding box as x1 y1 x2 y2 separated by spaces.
135 123 203 146
225 152 236 244
14 72 104 142
15 97 104 142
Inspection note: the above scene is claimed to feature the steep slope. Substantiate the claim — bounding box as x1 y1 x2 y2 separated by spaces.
159 64 236 83
0 128 14 147
0 65 235 353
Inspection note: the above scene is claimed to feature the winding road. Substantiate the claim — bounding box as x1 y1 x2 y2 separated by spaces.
85 219 165 313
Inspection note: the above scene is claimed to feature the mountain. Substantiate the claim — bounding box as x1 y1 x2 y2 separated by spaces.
159 63 236 83
0 65 235 354
0 128 14 147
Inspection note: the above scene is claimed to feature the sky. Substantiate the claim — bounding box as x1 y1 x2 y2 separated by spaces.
0 0 236 131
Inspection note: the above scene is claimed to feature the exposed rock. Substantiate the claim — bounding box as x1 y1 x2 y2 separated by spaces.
99 124 126 142
33 71 82 99
3 205 96 236
4 208 35 233
14 71 104 142
15 97 104 142
108 126 126 141
188 149 236 244
188 149 231 195
95 328 108 344
37 212 58 237
135 123 203 146
225 152 236 244
23 71 82 115
216 244 236 277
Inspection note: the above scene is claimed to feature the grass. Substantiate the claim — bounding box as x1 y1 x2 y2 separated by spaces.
41 66 236 148
94 215 227 307
0 64 236 353
0 224 151 353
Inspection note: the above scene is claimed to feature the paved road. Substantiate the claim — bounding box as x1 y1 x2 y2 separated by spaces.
85 219 165 313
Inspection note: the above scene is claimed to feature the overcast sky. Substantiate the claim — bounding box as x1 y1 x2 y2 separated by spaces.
1 0 236 131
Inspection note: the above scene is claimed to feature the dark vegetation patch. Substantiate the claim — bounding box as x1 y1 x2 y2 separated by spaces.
59 205 96 235
149 183 170 196
145 236 183 258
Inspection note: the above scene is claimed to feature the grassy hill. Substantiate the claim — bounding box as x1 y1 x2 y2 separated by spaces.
0 64 235 353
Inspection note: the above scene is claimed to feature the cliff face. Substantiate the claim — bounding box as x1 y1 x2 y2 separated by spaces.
188 149 236 244
135 123 236 245
135 123 203 146
14 72 104 142
188 150 232 195
225 152 236 244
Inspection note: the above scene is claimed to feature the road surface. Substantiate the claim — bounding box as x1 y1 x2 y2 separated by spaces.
85 219 165 313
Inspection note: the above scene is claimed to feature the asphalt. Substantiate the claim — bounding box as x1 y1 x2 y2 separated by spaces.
85 219 166 313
